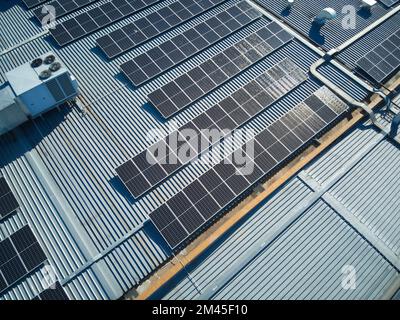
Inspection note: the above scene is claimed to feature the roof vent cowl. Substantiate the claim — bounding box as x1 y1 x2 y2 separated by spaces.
313 8 337 25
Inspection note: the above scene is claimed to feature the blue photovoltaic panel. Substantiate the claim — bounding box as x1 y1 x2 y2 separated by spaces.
149 87 348 248
356 27 400 83
120 1 262 86
33 0 99 22
22 0 47 9
0 225 47 294
97 0 226 59
116 58 307 199
148 22 293 118
32 282 69 300
379 0 400 7
0 177 19 220
50 0 161 46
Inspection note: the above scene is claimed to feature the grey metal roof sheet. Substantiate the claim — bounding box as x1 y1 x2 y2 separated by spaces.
255 0 391 50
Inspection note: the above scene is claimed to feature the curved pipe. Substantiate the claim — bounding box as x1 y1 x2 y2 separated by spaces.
310 58 377 123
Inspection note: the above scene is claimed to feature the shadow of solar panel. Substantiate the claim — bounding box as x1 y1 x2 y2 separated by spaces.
120 1 263 86
0 177 19 220
33 0 98 22
33 282 69 300
0 225 47 294
148 88 348 249
50 0 161 46
97 0 226 58
149 22 293 118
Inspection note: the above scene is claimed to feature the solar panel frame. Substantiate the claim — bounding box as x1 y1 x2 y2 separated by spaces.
148 22 293 118
22 0 47 9
0 177 19 220
50 0 162 46
33 281 69 300
0 225 47 294
97 0 226 59
356 28 400 83
116 58 308 199
120 1 263 86
379 0 400 7
33 0 98 22
150 87 348 249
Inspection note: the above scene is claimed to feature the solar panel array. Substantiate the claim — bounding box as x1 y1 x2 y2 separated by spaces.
149 87 348 248
116 58 307 199
148 22 293 118
22 0 47 9
33 0 98 22
32 282 69 300
379 0 400 7
0 226 47 294
97 0 226 59
50 0 161 46
120 1 262 86
0 177 19 220
356 28 400 83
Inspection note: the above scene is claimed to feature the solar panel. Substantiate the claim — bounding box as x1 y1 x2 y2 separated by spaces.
97 0 226 59
0 225 47 294
0 177 19 220
379 0 400 7
149 87 348 249
120 1 262 86
116 58 307 199
22 0 47 9
33 282 69 300
148 22 293 118
356 28 400 83
33 0 99 22
50 0 161 46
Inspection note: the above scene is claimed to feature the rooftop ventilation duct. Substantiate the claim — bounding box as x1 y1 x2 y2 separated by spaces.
286 0 295 8
313 8 337 25
360 0 377 10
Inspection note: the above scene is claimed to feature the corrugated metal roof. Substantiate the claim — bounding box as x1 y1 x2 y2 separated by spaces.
256 0 391 50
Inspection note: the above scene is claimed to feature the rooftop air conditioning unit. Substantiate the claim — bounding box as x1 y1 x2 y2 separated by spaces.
0 52 79 135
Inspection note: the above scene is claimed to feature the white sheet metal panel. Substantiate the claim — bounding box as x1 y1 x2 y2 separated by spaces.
329 139 400 257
